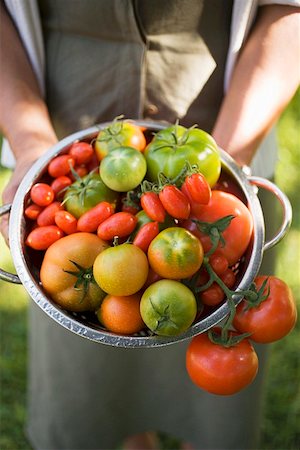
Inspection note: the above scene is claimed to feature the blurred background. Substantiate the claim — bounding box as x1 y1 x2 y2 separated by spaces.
0 90 299 449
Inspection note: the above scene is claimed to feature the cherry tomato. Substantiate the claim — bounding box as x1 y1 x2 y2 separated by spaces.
68 141 94 164
200 283 225 306
77 201 114 233
30 183 55 207
24 204 43 220
51 176 72 199
54 210 78 235
133 221 159 253
37 201 63 227
48 154 75 178
71 165 88 180
233 276 297 343
220 268 236 289
159 185 190 220
186 327 259 395
182 173 211 205
25 225 64 250
140 191 166 223
209 253 229 276
97 212 137 241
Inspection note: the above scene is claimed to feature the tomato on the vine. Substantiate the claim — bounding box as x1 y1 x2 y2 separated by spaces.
182 190 253 265
159 185 190 220
186 327 258 395
233 275 297 343
145 124 221 186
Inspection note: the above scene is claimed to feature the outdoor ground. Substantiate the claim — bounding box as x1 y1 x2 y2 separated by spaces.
0 91 299 449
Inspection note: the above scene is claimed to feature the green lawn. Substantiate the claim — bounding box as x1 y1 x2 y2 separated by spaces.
0 92 299 449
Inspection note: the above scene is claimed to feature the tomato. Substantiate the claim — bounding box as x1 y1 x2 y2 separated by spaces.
51 175 72 199
25 225 64 250
182 190 253 265
40 233 108 312
209 253 229 276
24 203 43 220
30 183 54 207
97 212 137 241
140 279 197 336
233 276 297 343
148 227 204 279
48 154 75 178
37 201 63 227
186 327 259 395
145 124 221 186
63 172 119 218
219 268 236 289
69 141 94 164
95 119 146 160
96 292 145 335
54 210 78 235
140 191 166 223
200 283 225 306
133 221 159 252
99 146 147 192
93 243 149 296
77 201 114 232
159 185 190 219
182 172 211 205
71 165 88 180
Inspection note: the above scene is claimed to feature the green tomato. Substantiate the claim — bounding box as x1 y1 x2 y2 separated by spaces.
64 172 119 218
140 279 197 336
144 124 221 186
100 146 147 192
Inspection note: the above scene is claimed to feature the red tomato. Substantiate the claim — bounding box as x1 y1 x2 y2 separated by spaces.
186 327 258 395
51 176 72 199
97 212 137 241
24 204 43 220
37 201 63 227
30 183 54 207
233 276 297 343
77 202 115 232
219 268 236 289
25 225 64 250
200 283 225 306
71 165 88 180
182 190 253 265
159 185 190 220
182 173 211 205
48 154 75 178
68 141 94 164
140 192 166 223
209 253 229 276
133 221 159 253
54 210 78 235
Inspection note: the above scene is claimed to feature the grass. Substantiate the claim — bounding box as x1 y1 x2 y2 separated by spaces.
0 91 299 449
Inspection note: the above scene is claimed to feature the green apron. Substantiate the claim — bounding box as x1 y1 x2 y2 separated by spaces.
26 2 276 449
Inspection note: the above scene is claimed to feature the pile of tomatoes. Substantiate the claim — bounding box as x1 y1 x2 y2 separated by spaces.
24 118 297 395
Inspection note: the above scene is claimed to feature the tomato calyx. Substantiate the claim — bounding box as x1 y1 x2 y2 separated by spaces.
63 259 97 302
192 215 235 256
241 278 270 309
149 299 179 334
95 115 126 147
63 169 100 208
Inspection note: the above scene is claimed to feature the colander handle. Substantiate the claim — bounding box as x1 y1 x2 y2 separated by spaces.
0 203 21 284
248 176 292 252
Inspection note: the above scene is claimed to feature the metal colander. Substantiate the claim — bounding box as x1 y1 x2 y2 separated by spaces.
0 121 292 347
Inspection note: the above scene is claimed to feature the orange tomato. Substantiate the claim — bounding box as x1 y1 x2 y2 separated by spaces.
97 293 145 335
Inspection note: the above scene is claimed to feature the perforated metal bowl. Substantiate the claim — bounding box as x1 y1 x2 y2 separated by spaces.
0 121 292 347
